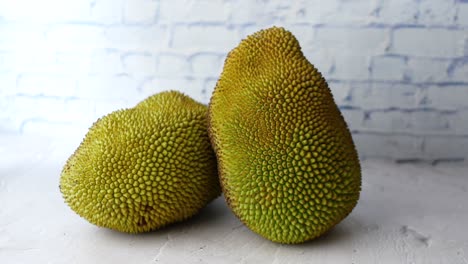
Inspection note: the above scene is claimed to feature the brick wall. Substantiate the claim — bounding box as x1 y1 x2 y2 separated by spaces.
1 0 467 162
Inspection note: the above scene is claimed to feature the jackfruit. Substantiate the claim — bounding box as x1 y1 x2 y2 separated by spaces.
60 91 220 233
208 27 361 244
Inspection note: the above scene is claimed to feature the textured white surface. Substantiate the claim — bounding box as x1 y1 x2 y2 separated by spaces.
0 134 467 263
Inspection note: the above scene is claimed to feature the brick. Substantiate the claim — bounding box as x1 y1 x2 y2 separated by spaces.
410 111 450 132
104 25 168 50
328 81 352 105
0 74 16 96
330 0 378 25
226 0 261 24
76 75 139 101
418 0 456 26
90 0 123 24
0 96 22 132
171 25 238 52
64 99 97 123
351 83 420 109
426 85 468 110
156 54 190 77
447 110 468 134
0 117 20 133
16 74 77 97
423 136 468 160
457 3 468 26
0 24 47 50
329 55 371 80
352 133 424 160
0 94 11 115
89 49 123 75
391 28 465 58
230 0 286 25
304 50 335 77
190 53 222 77
11 96 68 123
270 0 374 25
288 25 315 48
314 27 388 57
340 109 364 130
229 0 336 25
123 0 158 24
46 25 107 51
375 0 418 24
363 111 411 132
257 0 293 23
0 95 10 112
0 1 90 22
122 52 156 77
140 77 205 103
448 59 468 82
407 58 450 82
160 0 228 23
281 0 339 25
371 56 407 81
1 50 58 74
0 52 9 72
55 52 91 76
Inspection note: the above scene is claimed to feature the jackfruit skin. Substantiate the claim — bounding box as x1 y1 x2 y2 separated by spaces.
60 91 220 233
208 27 361 244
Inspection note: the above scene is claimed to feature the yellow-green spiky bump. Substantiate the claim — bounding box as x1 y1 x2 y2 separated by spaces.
60 91 221 233
208 27 361 244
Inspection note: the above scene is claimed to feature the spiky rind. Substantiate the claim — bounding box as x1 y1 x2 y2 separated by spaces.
208 27 361 244
60 91 220 233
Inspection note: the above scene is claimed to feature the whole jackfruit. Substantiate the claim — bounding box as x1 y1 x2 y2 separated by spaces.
208 27 361 244
60 91 220 233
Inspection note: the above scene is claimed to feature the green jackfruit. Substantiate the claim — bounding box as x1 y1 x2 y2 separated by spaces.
60 91 220 233
208 27 361 244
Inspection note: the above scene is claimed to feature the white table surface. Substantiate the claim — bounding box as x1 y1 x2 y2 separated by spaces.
1 134 467 264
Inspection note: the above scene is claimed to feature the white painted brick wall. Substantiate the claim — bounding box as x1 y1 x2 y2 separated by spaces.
122 52 156 77
1 0 468 162
124 0 159 24
171 25 238 52
418 0 457 26
376 0 418 25
371 56 407 81
391 28 466 58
